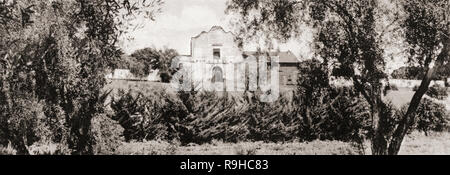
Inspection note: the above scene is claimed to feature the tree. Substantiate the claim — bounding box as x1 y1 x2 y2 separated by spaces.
226 0 449 155
391 66 425 79
390 0 450 154
0 0 163 154
294 59 330 140
130 47 179 82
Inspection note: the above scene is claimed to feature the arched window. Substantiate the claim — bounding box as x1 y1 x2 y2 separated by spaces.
211 67 224 83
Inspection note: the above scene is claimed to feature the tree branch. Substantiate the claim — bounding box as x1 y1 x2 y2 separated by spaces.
352 75 373 107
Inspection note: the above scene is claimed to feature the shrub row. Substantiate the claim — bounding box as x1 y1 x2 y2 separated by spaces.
109 87 372 145
109 86 449 146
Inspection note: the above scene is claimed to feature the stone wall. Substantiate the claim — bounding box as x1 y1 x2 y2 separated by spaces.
390 79 445 88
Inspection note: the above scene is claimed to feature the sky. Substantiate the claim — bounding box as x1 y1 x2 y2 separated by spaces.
118 0 404 73
119 0 312 59
120 0 230 55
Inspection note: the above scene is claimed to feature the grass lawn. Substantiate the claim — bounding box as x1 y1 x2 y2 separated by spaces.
385 87 450 110
398 132 450 155
115 132 450 155
3 132 447 155
115 140 361 155
384 87 415 108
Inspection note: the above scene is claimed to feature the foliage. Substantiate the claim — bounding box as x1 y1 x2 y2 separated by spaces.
293 59 372 143
391 66 425 80
110 83 447 152
226 0 450 155
398 0 450 154
129 47 179 82
294 59 330 141
91 113 125 155
119 55 147 77
426 84 448 100
110 90 148 141
0 0 163 154
110 85 374 145
412 98 449 135
403 0 449 68
391 65 450 81
324 87 372 142
0 97 44 154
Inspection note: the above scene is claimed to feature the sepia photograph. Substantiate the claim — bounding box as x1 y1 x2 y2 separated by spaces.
0 0 449 160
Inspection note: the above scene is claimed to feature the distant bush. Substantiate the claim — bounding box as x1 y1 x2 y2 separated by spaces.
391 66 424 80
321 86 371 143
159 71 172 83
91 114 125 155
129 47 179 81
413 98 449 135
110 89 188 142
110 90 153 141
231 93 300 143
426 84 448 100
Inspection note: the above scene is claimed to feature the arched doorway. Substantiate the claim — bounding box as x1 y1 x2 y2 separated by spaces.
211 67 224 83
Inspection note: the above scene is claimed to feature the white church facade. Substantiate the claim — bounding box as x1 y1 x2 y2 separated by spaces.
175 26 300 91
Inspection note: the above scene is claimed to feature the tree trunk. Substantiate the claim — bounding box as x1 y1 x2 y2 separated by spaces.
69 115 94 155
370 94 390 155
371 109 387 154
388 38 449 155
387 78 431 155
304 105 313 138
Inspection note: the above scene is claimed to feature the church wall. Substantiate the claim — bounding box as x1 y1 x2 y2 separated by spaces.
180 26 299 91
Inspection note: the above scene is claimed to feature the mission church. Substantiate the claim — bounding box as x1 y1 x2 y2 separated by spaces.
176 26 300 91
